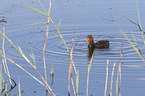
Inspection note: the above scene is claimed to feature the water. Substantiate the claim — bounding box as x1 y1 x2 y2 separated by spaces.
0 0 145 96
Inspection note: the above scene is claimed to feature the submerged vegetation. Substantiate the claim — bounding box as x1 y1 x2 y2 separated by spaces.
0 0 144 96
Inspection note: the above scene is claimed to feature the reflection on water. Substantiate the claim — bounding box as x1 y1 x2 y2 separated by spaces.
1 0 145 96
87 48 95 59
50 65 54 86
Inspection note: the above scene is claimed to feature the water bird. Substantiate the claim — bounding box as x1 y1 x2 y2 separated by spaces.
86 35 109 49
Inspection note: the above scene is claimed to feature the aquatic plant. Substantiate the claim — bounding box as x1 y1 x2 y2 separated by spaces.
0 0 125 96
121 1 144 62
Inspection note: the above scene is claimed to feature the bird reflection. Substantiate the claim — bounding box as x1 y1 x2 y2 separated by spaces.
86 35 110 60
87 48 95 59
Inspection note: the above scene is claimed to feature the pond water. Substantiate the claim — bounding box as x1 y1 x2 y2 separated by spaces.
1 0 145 96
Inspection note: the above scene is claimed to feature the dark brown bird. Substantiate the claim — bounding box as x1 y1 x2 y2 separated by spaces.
86 35 109 49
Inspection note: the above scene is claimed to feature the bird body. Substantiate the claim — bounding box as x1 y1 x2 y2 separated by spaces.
86 35 109 49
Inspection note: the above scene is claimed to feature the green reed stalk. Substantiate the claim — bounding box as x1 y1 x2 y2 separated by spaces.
132 34 142 57
120 28 144 61
136 1 145 44
21 3 70 53
0 33 55 96
21 2 78 75
4 82 7 96
18 77 21 96
86 53 94 96
0 49 55 95
0 50 43 85
29 50 36 67
37 0 47 13
123 2 145 44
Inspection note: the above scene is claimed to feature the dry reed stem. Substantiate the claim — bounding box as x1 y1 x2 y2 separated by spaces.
43 0 51 85
104 59 109 96
119 42 124 96
0 35 55 95
71 76 76 96
18 47 55 95
116 42 124 96
17 46 55 95
1 55 44 86
68 37 76 96
72 61 77 75
71 27 78 96
0 53 54 95
72 26 77 75
2 27 12 86
0 28 55 96
109 62 116 96
68 26 77 96
70 39 76 96
76 70 79 96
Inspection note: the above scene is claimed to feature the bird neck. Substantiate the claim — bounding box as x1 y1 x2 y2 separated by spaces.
88 38 95 48
89 38 94 45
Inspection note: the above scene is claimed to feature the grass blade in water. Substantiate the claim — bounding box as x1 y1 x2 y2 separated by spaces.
18 77 21 96
24 22 47 26
21 3 48 16
120 28 144 61
132 34 143 57
123 16 137 26
86 53 94 96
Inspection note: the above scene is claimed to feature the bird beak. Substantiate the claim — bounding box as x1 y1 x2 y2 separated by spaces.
86 37 89 41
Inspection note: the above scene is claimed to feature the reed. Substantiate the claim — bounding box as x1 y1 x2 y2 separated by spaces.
43 0 51 91
0 1 57 95
0 1 79 95
1 27 18 95
109 62 116 96
122 1 145 62
68 37 75 96
0 64 2 96
136 1 144 44
2 27 12 87
0 30 55 95
18 77 21 96
86 53 94 96
116 42 124 96
68 27 77 96
76 70 79 96
120 29 144 61
104 59 109 96
21 1 78 75
29 50 36 67
0 0 128 96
